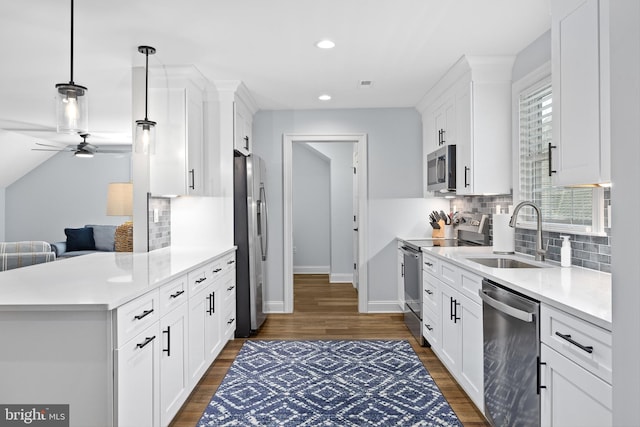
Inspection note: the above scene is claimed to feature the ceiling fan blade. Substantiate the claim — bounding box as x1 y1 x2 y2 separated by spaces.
31 148 64 152
35 142 65 148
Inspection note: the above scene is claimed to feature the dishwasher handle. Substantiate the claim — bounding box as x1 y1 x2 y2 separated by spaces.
479 289 534 323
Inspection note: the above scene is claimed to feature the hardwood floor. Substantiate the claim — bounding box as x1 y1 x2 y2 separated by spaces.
170 274 490 427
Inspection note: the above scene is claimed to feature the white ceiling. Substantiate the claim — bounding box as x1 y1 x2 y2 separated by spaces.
0 0 551 187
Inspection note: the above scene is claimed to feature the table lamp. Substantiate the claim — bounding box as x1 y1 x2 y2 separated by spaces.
107 182 133 252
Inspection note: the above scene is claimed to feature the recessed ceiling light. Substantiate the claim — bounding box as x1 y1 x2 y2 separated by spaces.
318 94 332 101
316 39 336 49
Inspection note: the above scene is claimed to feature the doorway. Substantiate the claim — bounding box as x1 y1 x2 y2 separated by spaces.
283 133 368 313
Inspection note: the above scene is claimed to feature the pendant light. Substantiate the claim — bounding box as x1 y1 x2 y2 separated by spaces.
55 0 88 134
134 46 156 154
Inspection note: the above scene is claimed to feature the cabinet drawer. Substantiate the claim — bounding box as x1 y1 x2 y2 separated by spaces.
422 252 439 276
222 305 236 336
439 261 458 288
221 273 236 306
422 275 439 315
116 290 160 347
422 307 440 349
188 262 213 294
541 304 612 384
459 268 483 304
159 275 188 315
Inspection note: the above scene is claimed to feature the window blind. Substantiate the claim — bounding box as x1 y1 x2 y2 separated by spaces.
518 80 593 225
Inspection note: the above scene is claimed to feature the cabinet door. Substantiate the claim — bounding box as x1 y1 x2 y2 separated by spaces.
439 284 460 371
234 100 252 155
187 286 212 386
455 80 473 195
458 295 484 410
160 303 189 427
397 247 405 310
551 0 606 185
186 91 205 196
116 323 161 427
541 344 612 427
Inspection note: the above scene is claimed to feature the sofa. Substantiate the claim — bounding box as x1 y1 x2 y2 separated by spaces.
0 241 57 271
52 225 117 258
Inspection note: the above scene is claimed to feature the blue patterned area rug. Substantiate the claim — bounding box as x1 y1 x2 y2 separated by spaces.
198 340 462 426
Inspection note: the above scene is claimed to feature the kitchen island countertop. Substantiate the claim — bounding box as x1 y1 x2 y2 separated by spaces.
0 245 236 311
420 245 611 331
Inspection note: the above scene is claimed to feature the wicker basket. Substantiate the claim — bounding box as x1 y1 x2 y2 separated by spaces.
115 221 133 252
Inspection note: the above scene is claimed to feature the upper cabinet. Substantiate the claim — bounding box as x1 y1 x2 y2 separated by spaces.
419 55 515 196
148 66 210 196
551 0 610 186
215 81 257 157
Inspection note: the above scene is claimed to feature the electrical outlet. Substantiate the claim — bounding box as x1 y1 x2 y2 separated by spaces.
293 246 297 254
153 208 160 223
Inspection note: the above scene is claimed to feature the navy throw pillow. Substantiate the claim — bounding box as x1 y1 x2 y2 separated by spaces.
65 227 96 252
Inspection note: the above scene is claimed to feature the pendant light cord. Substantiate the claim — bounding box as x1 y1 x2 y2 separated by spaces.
144 50 149 121
70 0 74 84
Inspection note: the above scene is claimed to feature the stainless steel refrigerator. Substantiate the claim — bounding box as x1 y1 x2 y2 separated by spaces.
234 152 268 337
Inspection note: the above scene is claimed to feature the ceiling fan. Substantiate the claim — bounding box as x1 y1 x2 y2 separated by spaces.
32 133 131 158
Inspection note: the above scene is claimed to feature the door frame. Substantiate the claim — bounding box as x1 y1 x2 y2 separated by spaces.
283 133 368 313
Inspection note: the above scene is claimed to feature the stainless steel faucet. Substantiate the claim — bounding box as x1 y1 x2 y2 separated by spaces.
509 201 545 261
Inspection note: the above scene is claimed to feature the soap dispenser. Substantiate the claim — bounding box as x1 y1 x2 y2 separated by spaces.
560 235 571 267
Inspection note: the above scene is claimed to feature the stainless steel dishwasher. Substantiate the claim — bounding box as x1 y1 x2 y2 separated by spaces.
479 279 541 427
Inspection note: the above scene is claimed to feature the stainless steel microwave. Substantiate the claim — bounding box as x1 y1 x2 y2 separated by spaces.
426 145 456 193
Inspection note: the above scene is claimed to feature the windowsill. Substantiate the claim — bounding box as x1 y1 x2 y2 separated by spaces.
515 221 608 237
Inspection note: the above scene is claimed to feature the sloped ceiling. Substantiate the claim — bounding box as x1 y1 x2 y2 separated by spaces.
0 0 551 187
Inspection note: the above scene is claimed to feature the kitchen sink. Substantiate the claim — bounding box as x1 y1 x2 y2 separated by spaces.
467 257 545 269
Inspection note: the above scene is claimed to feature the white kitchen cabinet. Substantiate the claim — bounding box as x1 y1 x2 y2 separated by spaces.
540 303 612 426
160 277 191 427
422 271 441 351
216 80 257 157
187 281 220 387
551 0 610 186
149 67 208 196
418 55 514 196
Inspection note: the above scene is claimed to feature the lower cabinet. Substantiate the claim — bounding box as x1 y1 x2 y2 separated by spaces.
423 260 484 410
115 250 236 427
115 322 161 427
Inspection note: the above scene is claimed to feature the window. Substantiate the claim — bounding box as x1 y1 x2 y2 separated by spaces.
515 68 604 234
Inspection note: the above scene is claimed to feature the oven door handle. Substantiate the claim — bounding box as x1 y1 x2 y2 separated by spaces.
479 289 534 323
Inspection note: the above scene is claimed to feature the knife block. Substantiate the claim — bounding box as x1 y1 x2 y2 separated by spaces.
432 220 445 238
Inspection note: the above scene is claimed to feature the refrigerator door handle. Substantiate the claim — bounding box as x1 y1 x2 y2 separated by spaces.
259 185 269 261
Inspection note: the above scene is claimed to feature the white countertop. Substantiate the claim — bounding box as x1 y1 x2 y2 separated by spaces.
0 245 236 311
420 245 612 331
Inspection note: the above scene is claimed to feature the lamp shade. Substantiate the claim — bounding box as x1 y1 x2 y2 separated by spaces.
107 182 133 216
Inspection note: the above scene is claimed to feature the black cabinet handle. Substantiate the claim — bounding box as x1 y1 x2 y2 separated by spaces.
450 297 455 321
464 166 470 187
136 335 156 349
401 262 404 277
425 289 433 295
207 292 216 315
195 277 206 284
163 326 171 356
243 135 249 150
227 318 235 325
424 262 433 267
170 290 185 299
227 260 235 265
227 285 235 291
134 309 154 320
548 142 557 176
537 357 547 394
555 332 593 354
189 169 195 190
453 300 461 323
440 129 445 145
425 324 433 331
213 268 223 273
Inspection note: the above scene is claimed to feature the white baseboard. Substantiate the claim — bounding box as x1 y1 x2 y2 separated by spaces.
293 265 330 274
329 273 353 283
264 300 285 313
367 301 404 313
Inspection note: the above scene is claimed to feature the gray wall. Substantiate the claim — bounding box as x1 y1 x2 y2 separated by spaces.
512 30 551 82
293 143 331 272
252 108 449 311
5 152 131 243
309 142 355 282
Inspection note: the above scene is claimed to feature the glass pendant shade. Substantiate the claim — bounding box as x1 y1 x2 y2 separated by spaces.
135 119 156 154
56 83 88 134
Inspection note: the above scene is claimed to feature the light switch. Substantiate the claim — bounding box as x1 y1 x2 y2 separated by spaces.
153 208 160 223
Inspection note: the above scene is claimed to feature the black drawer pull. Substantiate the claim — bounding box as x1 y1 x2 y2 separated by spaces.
134 309 154 320
170 290 185 299
213 268 223 273
136 335 156 349
425 324 433 331
227 285 235 291
425 289 433 295
555 332 594 354
195 277 206 284
227 318 235 325
227 260 235 265
425 262 433 267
